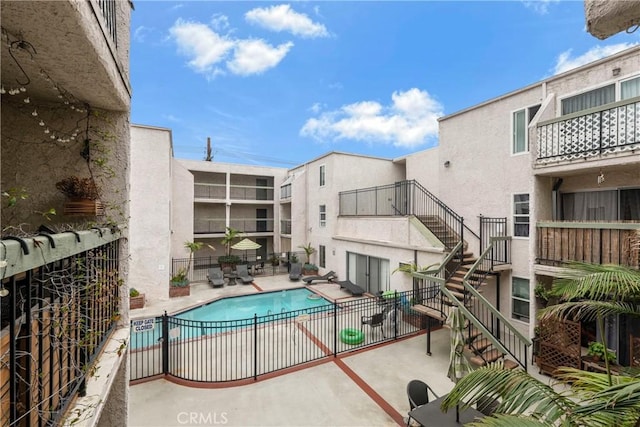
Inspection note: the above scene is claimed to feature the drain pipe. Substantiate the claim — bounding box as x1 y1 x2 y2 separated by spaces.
552 178 563 220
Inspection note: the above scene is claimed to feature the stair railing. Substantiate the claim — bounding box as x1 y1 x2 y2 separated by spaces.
412 241 464 320
462 237 530 369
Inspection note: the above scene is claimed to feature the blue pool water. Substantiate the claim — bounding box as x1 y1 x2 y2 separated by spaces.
130 288 330 350
177 287 330 321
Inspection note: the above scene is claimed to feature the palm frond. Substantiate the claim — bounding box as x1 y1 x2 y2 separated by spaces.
466 413 552 427
539 300 640 323
441 364 575 424
552 262 640 302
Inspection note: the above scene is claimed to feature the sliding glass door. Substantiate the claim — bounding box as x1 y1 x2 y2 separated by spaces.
346 252 390 294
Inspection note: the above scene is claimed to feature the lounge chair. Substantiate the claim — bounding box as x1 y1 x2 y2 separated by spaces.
335 280 365 296
289 263 302 281
303 270 337 284
236 264 254 284
207 267 225 288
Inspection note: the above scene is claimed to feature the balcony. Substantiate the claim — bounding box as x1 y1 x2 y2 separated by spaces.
195 218 275 235
195 183 274 201
536 221 640 268
1 0 131 111
536 97 640 165
281 219 292 235
0 229 127 426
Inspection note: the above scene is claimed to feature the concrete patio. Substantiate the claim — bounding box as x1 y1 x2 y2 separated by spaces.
128 274 552 427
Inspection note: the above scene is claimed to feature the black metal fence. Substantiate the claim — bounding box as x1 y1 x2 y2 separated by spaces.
1 238 122 426
172 251 308 282
130 288 438 383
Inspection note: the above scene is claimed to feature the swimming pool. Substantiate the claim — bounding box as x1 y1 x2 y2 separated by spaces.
177 287 330 321
130 288 331 350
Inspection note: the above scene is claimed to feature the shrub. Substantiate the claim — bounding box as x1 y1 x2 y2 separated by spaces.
55 176 101 200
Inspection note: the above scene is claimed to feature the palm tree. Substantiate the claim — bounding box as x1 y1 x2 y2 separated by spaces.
441 262 640 426
221 227 242 256
298 243 316 264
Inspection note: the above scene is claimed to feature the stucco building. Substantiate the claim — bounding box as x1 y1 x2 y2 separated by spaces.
131 45 640 370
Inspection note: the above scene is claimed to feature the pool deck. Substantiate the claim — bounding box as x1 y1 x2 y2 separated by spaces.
128 274 555 426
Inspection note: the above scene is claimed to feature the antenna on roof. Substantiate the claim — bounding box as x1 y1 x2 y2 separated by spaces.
205 137 213 162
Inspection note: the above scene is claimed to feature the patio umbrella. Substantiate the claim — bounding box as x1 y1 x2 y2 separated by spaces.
231 238 262 261
446 306 472 422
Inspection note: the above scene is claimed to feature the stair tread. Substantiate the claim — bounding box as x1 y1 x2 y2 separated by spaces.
470 338 491 352
469 349 504 366
410 304 446 322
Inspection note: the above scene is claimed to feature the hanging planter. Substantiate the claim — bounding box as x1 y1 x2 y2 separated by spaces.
63 199 105 216
56 176 104 217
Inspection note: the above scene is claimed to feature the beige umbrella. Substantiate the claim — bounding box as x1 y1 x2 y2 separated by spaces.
231 238 261 260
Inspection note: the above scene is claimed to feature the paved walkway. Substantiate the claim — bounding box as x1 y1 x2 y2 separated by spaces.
128 274 551 426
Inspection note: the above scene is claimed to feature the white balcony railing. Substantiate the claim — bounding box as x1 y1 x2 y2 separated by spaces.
536 97 640 164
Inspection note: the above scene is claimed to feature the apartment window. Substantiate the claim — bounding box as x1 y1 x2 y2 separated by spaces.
512 277 530 322
513 194 530 237
621 76 640 100
319 205 326 227
319 164 326 187
512 105 540 154
319 245 326 268
561 84 615 115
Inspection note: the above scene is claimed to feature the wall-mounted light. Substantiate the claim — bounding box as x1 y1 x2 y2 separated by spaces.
612 67 621 76
597 170 605 185
444 160 451 168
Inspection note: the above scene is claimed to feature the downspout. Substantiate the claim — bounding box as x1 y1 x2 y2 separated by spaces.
552 178 563 220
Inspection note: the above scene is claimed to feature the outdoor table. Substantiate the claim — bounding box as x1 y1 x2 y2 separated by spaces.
408 396 484 426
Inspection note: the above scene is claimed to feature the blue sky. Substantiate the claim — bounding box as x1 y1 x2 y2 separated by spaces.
131 1 639 167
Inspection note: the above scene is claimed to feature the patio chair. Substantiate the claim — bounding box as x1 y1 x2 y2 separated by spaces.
406 379 439 426
207 267 225 288
254 261 265 274
302 270 337 284
361 312 386 338
289 263 302 281
236 264 254 284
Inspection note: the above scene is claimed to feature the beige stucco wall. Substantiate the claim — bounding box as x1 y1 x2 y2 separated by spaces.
171 160 195 264
129 125 173 303
334 216 445 291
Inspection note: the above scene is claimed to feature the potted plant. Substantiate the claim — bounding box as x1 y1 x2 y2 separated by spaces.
303 263 319 275
587 341 616 363
269 254 280 266
129 288 145 310
534 283 551 307
170 241 202 297
298 243 317 274
55 176 104 216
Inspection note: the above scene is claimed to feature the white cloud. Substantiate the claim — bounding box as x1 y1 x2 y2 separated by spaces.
169 18 294 77
227 39 294 76
300 88 443 148
309 102 323 114
522 0 559 15
553 43 638 74
210 14 230 32
169 19 234 74
245 4 329 38
133 26 152 43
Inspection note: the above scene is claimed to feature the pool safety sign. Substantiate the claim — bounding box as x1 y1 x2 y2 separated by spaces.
132 318 155 333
